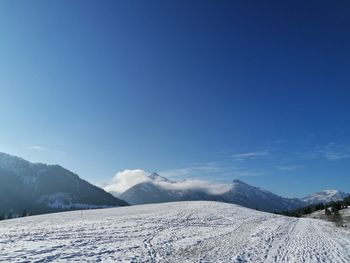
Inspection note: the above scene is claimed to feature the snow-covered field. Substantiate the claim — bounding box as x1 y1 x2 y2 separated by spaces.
305 207 350 228
0 201 349 262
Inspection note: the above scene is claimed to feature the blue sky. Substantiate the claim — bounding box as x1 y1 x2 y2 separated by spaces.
0 1 349 197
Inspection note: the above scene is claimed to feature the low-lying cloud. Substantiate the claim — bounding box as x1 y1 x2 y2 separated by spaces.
104 169 151 196
103 169 231 196
156 179 231 195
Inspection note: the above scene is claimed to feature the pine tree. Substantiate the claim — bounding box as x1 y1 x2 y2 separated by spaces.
22 209 27 218
7 212 13 219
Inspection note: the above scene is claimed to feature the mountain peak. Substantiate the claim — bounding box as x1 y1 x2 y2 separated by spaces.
302 189 349 204
149 172 161 178
231 179 273 195
148 172 172 183
322 189 341 194
232 179 247 185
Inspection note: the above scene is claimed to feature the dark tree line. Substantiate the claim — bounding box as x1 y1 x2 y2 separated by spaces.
280 203 326 217
0 209 30 221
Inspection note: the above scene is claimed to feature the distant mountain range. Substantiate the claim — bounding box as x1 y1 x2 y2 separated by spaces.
301 190 349 205
1 152 348 216
114 172 349 213
0 153 128 216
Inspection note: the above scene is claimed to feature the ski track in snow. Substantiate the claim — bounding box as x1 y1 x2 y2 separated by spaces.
0 201 349 262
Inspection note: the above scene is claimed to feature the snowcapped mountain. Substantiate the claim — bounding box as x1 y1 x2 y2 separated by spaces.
302 190 349 205
118 174 304 212
0 152 128 216
222 180 304 212
147 172 173 183
119 173 226 205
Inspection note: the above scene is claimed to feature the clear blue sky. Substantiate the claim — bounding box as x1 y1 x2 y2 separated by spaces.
0 1 349 197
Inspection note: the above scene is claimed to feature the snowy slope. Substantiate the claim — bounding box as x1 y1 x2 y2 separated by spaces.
302 190 349 204
304 207 350 228
0 201 349 262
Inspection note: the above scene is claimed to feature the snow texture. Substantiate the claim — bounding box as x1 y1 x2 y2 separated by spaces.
0 201 349 262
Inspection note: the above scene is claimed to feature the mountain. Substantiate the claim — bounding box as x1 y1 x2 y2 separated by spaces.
147 172 174 183
120 173 226 205
302 190 349 205
0 152 128 216
117 174 304 212
222 180 304 212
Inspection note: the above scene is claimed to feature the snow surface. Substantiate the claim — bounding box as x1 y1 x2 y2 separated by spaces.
0 201 349 262
305 207 350 228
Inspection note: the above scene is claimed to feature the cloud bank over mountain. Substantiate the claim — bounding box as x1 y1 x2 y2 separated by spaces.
103 169 231 197
103 169 151 196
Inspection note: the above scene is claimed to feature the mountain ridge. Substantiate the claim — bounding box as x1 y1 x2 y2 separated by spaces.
0 152 128 216
114 172 348 212
301 189 349 205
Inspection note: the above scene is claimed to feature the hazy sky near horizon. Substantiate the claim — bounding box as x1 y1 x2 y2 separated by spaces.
1 1 349 197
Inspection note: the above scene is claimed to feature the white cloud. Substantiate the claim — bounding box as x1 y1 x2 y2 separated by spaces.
302 143 350 161
26 145 67 156
232 151 269 160
159 164 221 178
324 152 350 160
275 164 304 171
156 179 230 195
27 145 46 151
272 139 287 144
103 169 151 196
228 169 266 177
